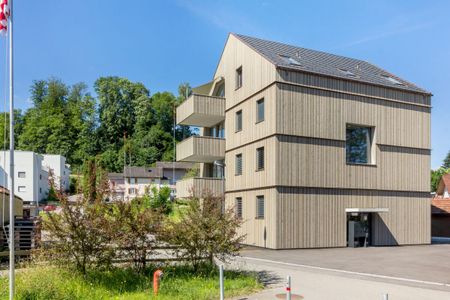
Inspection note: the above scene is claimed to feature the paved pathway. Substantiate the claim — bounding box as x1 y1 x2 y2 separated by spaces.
228 245 450 300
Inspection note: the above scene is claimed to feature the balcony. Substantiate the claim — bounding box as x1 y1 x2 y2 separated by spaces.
176 136 225 163
176 94 225 127
176 177 224 198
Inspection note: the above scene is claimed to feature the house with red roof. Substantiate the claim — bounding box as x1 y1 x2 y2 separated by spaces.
432 173 450 237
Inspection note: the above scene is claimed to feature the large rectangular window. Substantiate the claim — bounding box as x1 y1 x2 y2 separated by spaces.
236 66 243 89
235 110 242 132
346 125 374 164
235 197 243 219
256 147 264 171
235 154 243 175
256 98 265 123
256 196 264 219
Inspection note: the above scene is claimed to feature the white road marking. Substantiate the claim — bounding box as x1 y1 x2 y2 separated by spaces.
240 256 450 288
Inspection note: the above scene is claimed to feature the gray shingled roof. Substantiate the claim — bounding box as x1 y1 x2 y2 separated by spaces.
155 161 194 169
232 33 429 95
123 167 163 178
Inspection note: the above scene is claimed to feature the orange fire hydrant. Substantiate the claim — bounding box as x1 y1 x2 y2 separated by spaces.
153 269 164 296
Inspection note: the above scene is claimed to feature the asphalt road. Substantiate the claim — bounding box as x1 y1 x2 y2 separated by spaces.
228 244 450 300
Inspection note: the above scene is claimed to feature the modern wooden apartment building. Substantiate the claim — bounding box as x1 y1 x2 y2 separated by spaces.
175 33 431 249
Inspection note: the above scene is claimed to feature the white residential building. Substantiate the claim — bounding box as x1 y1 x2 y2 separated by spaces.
0 151 47 204
42 154 71 192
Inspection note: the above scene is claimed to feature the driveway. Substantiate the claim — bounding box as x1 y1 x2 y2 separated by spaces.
240 244 450 285
227 244 450 300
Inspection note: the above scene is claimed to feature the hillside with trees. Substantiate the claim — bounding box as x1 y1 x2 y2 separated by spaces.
0 77 193 172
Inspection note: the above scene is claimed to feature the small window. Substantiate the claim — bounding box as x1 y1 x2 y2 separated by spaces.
39 174 42 180
39 187 42 194
338 68 356 77
346 125 374 164
235 154 243 175
235 197 243 219
256 196 264 219
381 74 403 85
256 147 264 171
235 110 242 132
128 188 136 195
18 172 25 178
18 186 26 192
256 98 265 123
236 66 243 89
279 54 301 66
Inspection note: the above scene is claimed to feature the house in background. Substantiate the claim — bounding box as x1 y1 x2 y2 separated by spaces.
42 154 71 192
175 33 431 249
432 174 450 237
108 162 194 200
0 151 71 206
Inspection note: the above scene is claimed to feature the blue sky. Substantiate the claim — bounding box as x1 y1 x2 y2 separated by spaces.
0 0 448 168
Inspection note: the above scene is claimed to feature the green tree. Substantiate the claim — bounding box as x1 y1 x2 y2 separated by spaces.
0 110 23 149
443 151 450 169
431 167 450 192
95 76 149 150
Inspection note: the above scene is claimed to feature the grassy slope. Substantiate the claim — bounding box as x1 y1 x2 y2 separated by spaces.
0 264 262 300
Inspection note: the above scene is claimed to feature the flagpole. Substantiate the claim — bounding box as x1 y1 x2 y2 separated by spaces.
8 0 15 299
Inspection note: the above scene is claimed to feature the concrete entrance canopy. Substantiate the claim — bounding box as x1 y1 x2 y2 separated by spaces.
345 208 389 213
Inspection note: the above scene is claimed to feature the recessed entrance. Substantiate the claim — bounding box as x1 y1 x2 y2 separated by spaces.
347 212 372 247
345 208 389 247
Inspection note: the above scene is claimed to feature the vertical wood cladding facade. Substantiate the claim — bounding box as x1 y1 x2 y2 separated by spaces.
197 34 431 249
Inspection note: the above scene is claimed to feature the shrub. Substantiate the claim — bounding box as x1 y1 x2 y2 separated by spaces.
110 198 163 272
163 194 244 270
41 196 115 274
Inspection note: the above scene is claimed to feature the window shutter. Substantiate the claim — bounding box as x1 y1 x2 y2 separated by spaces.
256 147 264 170
235 197 243 219
235 154 242 175
256 196 264 219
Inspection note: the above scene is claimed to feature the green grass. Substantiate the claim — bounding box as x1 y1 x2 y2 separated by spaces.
168 200 189 222
0 264 262 300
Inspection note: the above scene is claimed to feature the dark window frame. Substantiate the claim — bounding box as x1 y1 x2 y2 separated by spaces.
345 124 375 165
235 66 243 90
235 153 243 176
235 110 243 132
256 147 265 171
256 195 265 219
256 98 265 123
235 197 243 219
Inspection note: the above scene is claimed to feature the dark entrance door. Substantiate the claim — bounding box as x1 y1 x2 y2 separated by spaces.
347 213 372 247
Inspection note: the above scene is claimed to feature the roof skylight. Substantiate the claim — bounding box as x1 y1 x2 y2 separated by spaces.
279 54 301 66
381 74 403 85
337 68 356 77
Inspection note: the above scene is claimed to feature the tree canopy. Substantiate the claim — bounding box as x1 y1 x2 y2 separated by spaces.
3 76 192 172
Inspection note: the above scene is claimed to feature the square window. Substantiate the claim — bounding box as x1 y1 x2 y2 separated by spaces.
18 171 26 178
236 66 243 89
256 98 265 123
256 147 265 171
346 125 374 164
235 110 242 132
18 186 26 193
235 154 243 175
235 197 243 219
256 196 264 219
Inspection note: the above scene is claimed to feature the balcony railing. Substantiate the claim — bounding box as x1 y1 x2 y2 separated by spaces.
176 136 225 163
176 94 225 127
176 177 224 199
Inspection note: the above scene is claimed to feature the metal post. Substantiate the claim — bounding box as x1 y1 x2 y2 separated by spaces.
219 265 224 300
382 293 389 300
286 275 291 300
8 1 15 299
